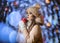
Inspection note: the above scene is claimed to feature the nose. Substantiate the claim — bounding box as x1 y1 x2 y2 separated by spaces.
27 15 29 17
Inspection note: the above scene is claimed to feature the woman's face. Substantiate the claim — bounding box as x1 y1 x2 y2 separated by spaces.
26 11 35 21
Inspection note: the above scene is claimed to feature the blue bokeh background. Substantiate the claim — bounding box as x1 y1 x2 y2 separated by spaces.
0 0 60 43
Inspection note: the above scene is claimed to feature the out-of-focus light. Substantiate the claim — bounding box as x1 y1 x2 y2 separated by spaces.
46 22 51 27
45 0 51 4
5 7 8 11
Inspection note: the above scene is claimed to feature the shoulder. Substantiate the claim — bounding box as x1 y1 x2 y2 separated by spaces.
30 25 41 37
30 25 40 33
33 25 40 29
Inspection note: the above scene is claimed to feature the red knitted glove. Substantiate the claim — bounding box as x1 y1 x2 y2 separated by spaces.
21 18 27 23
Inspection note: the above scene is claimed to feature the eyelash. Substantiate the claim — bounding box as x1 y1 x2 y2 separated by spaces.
26 12 28 14
30 12 32 14
26 11 32 14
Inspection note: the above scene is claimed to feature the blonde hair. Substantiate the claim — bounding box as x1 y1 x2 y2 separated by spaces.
26 3 44 25
26 3 41 17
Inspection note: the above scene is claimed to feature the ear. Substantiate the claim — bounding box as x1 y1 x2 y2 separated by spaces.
34 3 41 9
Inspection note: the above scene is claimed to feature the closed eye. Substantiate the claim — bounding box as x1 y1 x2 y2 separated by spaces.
29 12 32 14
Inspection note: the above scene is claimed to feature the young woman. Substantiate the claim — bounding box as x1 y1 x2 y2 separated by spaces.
17 4 44 43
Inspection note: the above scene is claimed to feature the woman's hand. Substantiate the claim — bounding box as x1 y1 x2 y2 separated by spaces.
19 19 29 40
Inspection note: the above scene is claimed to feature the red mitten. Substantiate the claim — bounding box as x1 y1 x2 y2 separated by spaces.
21 18 27 23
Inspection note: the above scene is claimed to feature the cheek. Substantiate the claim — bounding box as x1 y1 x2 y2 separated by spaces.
27 14 34 20
29 15 33 19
